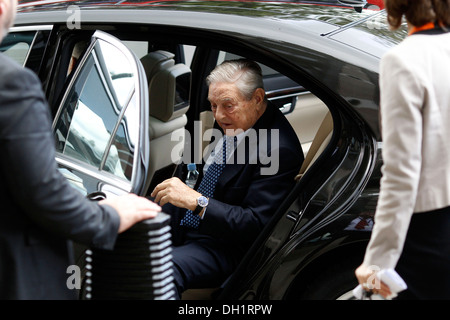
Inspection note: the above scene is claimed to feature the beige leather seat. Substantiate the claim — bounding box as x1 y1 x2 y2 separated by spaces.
295 110 333 181
140 50 192 194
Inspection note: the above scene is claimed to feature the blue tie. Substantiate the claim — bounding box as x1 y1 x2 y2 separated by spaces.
180 136 234 228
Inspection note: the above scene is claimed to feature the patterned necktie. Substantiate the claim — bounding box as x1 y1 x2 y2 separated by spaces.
180 136 235 228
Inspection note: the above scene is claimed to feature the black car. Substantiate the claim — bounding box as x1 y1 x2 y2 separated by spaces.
4 0 407 300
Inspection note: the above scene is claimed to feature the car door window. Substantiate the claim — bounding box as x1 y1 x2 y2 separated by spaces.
0 31 36 65
53 36 140 182
0 27 51 72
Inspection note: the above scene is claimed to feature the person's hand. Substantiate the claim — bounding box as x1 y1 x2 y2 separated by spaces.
355 264 392 298
151 177 201 210
100 193 161 233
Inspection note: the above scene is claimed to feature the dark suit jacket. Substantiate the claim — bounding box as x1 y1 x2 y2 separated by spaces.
173 102 304 260
0 54 120 299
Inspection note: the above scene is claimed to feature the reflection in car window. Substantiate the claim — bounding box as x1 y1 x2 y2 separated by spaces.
0 31 36 66
54 39 137 181
98 40 135 109
105 94 139 180
351 10 407 48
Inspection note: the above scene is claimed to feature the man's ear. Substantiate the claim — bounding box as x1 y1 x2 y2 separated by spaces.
253 88 265 105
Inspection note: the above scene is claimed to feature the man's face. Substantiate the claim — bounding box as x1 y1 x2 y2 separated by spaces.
1 0 17 39
208 82 263 135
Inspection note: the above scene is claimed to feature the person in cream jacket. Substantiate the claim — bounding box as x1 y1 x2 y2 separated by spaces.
355 0 450 299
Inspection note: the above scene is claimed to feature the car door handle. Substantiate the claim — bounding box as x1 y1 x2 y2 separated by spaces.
86 191 107 201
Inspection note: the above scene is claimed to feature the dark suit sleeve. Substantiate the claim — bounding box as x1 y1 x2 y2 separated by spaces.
0 63 119 250
198 142 302 249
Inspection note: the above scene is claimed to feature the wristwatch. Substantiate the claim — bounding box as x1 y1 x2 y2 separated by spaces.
193 195 209 215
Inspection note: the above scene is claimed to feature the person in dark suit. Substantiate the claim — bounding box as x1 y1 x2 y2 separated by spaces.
0 0 161 300
152 59 304 298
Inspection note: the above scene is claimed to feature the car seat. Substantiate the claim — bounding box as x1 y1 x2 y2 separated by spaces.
140 50 192 194
295 110 333 180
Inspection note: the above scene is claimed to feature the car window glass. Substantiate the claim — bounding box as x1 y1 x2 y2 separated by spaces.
0 31 36 66
53 38 138 181
183 45 196 67
98 40 135 109
122 40 149 59
218 51 277 77
105 93 139 180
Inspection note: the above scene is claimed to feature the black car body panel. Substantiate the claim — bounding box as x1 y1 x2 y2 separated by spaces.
8 0 408 299
15 1 398 139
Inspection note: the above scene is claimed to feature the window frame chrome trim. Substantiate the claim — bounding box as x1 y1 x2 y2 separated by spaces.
8 25 53 32
55 154 132 193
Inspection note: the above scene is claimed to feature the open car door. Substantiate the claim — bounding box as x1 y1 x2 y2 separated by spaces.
52 30 149 198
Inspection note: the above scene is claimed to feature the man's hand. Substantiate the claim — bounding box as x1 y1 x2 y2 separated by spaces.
100 193 161 233
151 177 201 211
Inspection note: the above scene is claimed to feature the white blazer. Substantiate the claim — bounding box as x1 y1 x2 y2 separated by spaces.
363 31 450 269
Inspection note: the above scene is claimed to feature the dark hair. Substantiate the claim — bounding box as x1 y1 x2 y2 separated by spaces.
384 0 450 29
384 0 434 29
432 0 450 26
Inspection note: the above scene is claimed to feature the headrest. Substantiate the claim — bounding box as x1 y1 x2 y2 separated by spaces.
140 50 175 84
140 50 191 122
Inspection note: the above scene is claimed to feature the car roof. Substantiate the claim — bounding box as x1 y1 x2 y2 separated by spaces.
16 0 376 26
14 0 384 66
15 0 383 48
14 0 392 139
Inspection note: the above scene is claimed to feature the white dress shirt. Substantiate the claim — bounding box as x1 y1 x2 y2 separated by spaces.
363 31 450 269
203 130 248 173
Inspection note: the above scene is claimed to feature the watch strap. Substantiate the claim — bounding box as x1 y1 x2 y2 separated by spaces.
193 204 203 215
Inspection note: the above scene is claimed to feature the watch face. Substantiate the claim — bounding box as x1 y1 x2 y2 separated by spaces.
198 196 209 207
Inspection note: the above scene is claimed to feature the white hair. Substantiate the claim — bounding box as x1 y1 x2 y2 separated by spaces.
206 59 266 101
